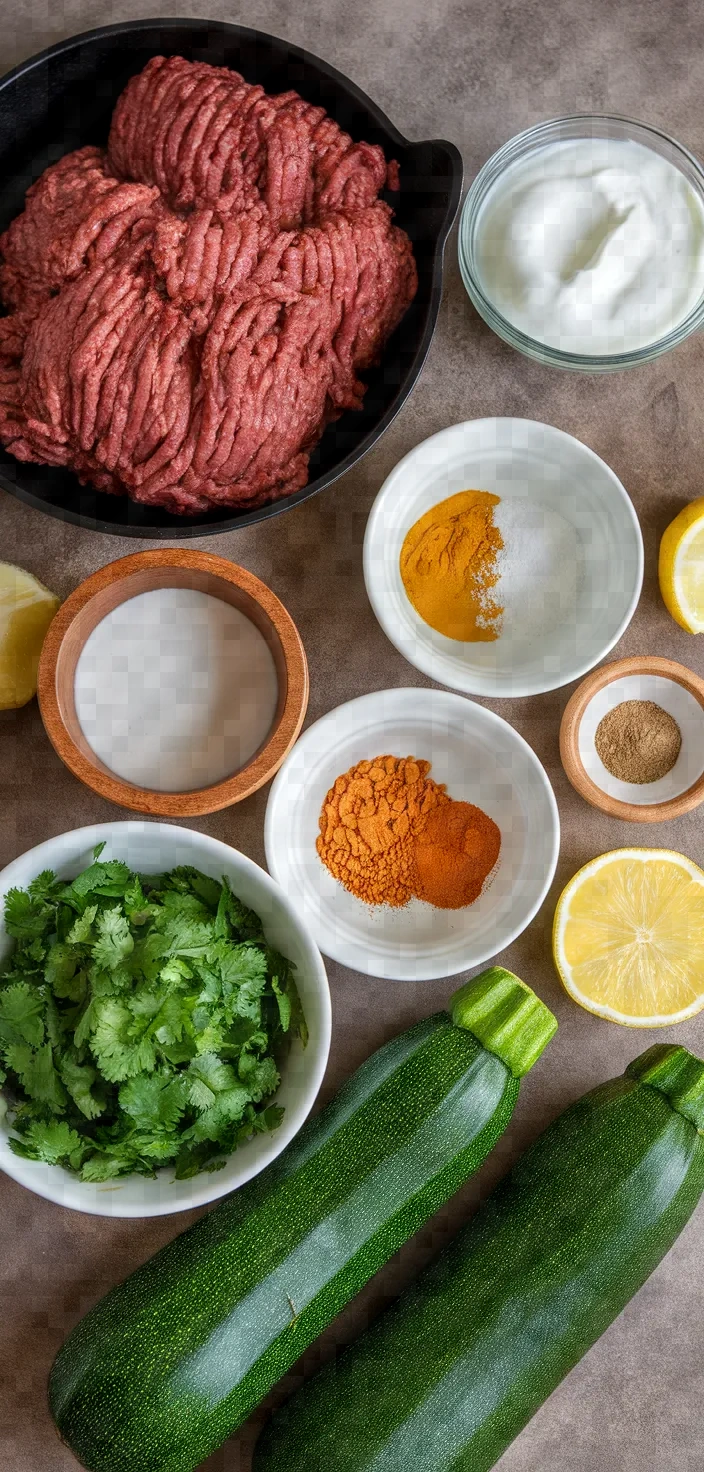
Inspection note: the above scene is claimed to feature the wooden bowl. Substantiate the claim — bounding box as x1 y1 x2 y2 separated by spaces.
560 655 704 823
37 550 309 817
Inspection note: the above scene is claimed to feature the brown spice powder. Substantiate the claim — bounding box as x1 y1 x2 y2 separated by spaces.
594 699 682 784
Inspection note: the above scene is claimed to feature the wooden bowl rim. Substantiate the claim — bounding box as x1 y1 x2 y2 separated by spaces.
559 655 704 823
37 549 309 817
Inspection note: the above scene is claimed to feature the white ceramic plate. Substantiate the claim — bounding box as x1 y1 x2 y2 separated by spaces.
265 688 559 980
0 823 330 1217
363 418 644 697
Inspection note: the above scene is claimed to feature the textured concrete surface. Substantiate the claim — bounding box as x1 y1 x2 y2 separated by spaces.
2 1 704 1468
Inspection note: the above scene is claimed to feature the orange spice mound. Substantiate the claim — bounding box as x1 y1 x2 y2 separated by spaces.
413 800 501 910
316 755 447 907
316 754 500 910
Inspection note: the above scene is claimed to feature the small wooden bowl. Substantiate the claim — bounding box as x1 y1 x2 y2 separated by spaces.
37 549 309 818
560 655 704 823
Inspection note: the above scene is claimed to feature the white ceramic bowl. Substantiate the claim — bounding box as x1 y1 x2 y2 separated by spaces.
264 688 560 980
0 822 330 1217
364 418 644 698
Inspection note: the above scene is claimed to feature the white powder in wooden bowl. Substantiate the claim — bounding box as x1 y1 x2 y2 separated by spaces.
74 587 279 792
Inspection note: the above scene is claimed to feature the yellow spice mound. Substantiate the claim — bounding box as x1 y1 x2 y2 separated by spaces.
399 490 503 642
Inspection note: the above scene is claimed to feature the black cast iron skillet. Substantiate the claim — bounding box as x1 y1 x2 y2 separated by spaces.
0 18 463 538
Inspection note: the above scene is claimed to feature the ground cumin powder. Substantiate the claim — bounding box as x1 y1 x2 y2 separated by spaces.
595 700 682 784
316 755 501 910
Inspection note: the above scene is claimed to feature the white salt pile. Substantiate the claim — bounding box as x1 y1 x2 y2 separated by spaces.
492 500 579 643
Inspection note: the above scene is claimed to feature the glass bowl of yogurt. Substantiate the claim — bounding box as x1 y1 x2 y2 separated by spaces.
459 115 704 370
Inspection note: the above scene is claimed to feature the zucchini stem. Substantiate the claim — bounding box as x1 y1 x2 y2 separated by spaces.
449 967 557 1077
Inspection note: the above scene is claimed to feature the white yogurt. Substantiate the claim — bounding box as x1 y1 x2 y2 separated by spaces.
475 137 704 354
74 587 279 792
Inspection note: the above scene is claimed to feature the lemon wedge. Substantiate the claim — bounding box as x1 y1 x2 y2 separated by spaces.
553 847 704 1027
658 497 704 632
0 562 60 709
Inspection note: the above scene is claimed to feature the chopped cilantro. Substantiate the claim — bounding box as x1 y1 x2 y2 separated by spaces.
0 860 305 1181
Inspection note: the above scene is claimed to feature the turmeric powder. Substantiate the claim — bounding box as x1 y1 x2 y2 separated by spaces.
400 490 503 642
316 754 500 910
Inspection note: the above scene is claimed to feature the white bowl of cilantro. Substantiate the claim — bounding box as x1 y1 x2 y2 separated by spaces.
0 822 331 1217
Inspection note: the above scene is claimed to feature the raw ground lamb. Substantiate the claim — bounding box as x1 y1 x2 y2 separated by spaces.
0 55 417 514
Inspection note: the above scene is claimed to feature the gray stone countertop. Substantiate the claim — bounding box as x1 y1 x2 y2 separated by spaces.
1 0 702 1468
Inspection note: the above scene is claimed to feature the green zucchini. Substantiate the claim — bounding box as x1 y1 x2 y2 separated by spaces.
254 1042 704 1472
49 966 556 1472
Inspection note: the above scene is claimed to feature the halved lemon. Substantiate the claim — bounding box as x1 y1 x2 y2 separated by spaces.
0 562 59 709
658 497 704 632
553 848 704 1027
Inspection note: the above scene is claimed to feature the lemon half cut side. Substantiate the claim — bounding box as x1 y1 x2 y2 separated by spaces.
553 847 704 1028
0 562 60 709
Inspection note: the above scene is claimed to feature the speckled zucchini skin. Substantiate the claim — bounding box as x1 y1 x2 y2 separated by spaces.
49 1012 520 1472
254 1062 704 1472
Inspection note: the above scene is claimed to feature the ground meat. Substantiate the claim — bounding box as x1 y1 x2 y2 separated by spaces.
0 56 416 514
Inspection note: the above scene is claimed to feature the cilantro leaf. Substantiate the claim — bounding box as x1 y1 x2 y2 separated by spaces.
130 930 169 983
44 993 64 1049
128 988 187 1048
182 871 222 911
45 942 79 995
119 1073 188 1130
161 1038 197 1066
271 975 292 1033
81 1153 125 1183
60 1054 104 1120
0 983 45 1047
187 1085 251 1142
232 980 268 1024
73 997 98 1048
287 973 308 1047
158 958 192 989
173 1142 221 1179
90 999 155 1081
258 1104 285 1132
238 1053 279 1102
219 943 269 990
66 906 98 945
91 906 134 972
17 1119 86 1165
3 887 53 941
192 1021 227 1056
59 861 133 912
187 1053 237 1111
28 870 61 900
161 914 214 958
5 1042 67 1113
123 875 151 922
130 1133 182 1162
220 876 265 941
161 867 221 908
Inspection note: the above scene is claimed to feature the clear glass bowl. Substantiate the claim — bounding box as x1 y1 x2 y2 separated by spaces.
458 114 704 372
